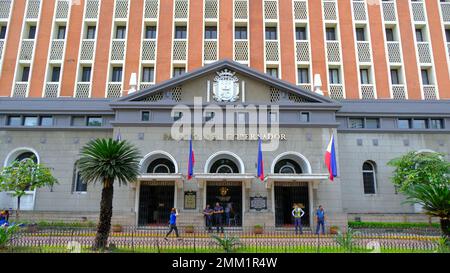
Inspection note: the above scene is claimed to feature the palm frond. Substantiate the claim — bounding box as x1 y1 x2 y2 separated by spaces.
77 138 141 186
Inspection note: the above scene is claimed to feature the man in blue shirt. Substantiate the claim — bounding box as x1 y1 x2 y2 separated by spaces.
214 202 224 233
164 208 181 240
315 205 326 235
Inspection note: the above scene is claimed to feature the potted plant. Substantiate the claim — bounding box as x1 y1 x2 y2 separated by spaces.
330 225 339 235
253 224 264 234
184 225 195 234
112 224 123 233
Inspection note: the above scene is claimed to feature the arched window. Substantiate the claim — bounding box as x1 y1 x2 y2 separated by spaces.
15 152 38 163
274 159 303 174
362 161 377 194
210 159 240 174
146 158 176 174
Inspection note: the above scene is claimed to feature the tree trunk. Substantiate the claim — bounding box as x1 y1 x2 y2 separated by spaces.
440 217 450 238
16 196 21 221
93 180 114 250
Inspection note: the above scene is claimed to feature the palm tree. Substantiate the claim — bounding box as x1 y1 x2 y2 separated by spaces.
403 182 450 238
78 138 141 250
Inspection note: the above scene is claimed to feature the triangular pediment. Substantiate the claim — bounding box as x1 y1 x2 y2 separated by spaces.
117 60 337 105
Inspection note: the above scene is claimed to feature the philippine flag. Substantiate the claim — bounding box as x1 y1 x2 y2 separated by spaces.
187 139 195 180
325 135 338 181
257 138 264 182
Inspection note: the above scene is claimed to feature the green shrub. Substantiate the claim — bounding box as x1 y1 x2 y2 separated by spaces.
335 228 359 253
348 221 439 229
211 234 242 253
0 224 19 249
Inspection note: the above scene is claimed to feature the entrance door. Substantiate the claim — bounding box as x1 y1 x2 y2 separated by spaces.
274 183 310 227
206 182 242 227
138 182 174 226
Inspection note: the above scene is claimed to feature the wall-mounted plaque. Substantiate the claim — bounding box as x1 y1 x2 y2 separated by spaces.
184 191 196 210
250 196 267 211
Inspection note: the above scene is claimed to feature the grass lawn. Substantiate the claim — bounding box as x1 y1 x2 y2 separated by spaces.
2 245 436 254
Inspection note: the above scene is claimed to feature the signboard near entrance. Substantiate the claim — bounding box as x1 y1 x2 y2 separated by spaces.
184 191 197 210
250 196 267 211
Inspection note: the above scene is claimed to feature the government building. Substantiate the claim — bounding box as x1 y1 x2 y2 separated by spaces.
0 0 449 230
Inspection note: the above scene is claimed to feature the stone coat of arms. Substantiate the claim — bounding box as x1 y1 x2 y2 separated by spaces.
213 69 240 102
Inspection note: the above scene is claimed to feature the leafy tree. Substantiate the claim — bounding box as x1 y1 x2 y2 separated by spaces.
388 151 450 237
0 158 58 220
78 139 140 250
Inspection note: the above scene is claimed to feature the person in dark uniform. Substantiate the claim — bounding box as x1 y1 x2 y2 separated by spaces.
203 204 213 232
214 202 224 233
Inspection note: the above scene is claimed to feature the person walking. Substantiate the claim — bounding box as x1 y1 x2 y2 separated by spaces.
292 204 305 235
315 205 326 235
214 202 224 233
164 208 181 240
203 204 213 232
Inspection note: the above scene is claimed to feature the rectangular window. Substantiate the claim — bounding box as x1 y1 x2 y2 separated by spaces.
266 68 278 78
8 116 21 126
24 116 38 127
349 118 364 129
205 26 217 39
0 25 7 39
446 29 450 43
21 66 30 82
297 68 309 84
116 26 126 39
142 67 155 82
412 119 428 129
51 67 61 82
430 119 444 129
385 28 394 41
57 26 66 39
366 119 380 129
326 27 336 41
174 26 187 39
360 69 370 84
295 27 307 40
142 111 151 121
75 172 87 192
28 25 36 39
356 28 365 41
87 117 103 127
86 26 96 39
112 67 123 82
265 27 277 40
415 28 424 42
299 112 310 122
390 69 400 84
81 67 92 82
421 69 430 85
398 119 411 129
329 69 340 84
145 26 157 39
40 116 53 126
173 67 186 77
235 27 247 40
